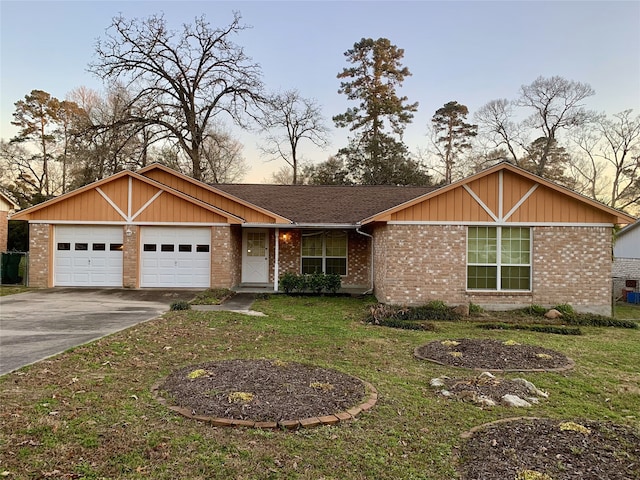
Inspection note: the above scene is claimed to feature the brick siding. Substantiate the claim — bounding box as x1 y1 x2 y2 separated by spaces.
28 223 51 287
0 210 8 252
373 224 612 315
613 257 640 300
274 229 371 288
122 225 138 288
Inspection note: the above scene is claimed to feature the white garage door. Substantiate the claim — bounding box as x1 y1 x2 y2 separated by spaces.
140 227 211 288
54 226 123 287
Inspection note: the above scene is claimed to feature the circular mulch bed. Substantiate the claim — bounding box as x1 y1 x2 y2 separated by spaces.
154 359 375 428
458 417 640 480
415 338 573 371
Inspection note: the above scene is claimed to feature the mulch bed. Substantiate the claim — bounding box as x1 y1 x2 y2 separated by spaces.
156 359 367 423
458 417 640 480
415 338 573 371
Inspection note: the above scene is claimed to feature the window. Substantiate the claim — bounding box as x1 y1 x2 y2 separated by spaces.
179 244 192 252
143 244 157 252
467 226 530 291
301 231 347 276
161 244 175 252
92 243 106 251
57 243 71 251
75 243 88 251
196 244 210 253
110 243 123 251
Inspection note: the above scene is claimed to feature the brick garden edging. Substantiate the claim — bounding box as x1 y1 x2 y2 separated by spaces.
151 380 378 430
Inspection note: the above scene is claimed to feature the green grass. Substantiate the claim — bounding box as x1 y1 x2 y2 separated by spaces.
615 302 640 319
1 295 639 479
0 285 31 296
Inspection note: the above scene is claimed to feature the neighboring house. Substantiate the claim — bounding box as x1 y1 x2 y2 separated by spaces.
613 220 640 300
0 192 18 252
11 162 635 315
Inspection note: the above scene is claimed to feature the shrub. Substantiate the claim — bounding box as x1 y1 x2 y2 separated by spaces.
278 272 342 295
170 300 191 311
477 323 582 335
554 303 576 317
565 315 638 329
522 304 547 316
366 302 461 324
468 303 485 315
378 318 436 331
279 272 299 294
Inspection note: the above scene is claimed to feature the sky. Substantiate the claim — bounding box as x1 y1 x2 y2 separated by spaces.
1 0 639 182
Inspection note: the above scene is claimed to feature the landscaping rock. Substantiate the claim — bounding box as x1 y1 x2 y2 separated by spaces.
453 304 470 316
430 377 446 387
512 378 549 398
500 394 532 407
544 309 563 319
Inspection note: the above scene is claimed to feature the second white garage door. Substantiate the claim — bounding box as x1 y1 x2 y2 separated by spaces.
140 227 211 288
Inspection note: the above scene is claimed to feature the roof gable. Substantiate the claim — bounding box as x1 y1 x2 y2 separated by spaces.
363 162 636 225
10 171 244 224
138 164 291 224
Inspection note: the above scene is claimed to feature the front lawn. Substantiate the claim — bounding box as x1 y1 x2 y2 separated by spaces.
1 295 638 479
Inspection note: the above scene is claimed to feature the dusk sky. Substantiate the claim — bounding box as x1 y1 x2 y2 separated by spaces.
1 1 639 182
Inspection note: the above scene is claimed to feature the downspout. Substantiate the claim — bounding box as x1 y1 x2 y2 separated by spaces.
356 227 374 295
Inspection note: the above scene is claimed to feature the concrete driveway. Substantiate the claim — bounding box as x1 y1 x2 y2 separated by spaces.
0 288 200 376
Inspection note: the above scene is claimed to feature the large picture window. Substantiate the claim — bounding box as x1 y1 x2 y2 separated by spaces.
467 226 531 291
301 231 347 276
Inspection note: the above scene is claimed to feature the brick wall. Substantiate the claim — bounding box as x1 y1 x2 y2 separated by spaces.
532 227 611 315
28 223 51 287
122 225 138 288
373 224 612 315
373 224 467 305
211 226 237 288
612 257 640 300
273 229 371 288
0 210 8 252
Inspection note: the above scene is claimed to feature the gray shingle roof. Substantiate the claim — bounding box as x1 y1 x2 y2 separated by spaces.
213 184 437 224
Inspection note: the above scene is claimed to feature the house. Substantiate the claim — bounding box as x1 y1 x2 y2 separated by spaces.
10 162 635 315
0 191 18 252
613 220 640 301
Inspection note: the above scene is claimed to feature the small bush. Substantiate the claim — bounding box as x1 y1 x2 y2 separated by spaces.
554 303 576 317
477 323 582 335
565 315 638 329
468 303 485 315
367 302 461 324
522 304 547 316
278 272 342 295
170 300 191 311
377 318 436 331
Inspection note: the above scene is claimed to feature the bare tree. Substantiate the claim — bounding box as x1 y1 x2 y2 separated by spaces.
260 90 329 184
571 110 640 211
474 99 525 165
200 126 247 183
90 13 264 180
516 76 595 176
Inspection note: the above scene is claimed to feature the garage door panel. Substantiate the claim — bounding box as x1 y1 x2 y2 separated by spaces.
140 227 211 288
54 226 123 287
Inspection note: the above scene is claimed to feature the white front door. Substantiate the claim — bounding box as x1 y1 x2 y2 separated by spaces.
54 226 123 287
242 229 269 283
140 227 211 288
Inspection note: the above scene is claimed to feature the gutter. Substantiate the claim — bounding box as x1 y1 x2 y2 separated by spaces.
356 226 374 295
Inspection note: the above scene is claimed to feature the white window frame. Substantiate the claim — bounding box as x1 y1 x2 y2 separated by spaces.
300 230 348 276
466 226 532 292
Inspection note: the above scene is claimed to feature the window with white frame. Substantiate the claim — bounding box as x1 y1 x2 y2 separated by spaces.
467 226 531 290
301 231 347 276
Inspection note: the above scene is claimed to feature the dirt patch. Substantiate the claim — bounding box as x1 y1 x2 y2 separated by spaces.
458 417 640 480
415 338 573 371
156 359 368 423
